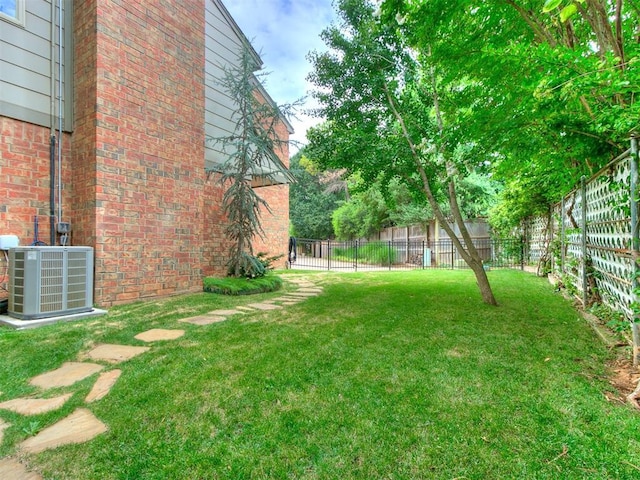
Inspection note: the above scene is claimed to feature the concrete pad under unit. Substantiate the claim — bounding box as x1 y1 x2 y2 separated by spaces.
0 309 107 330
0 393 73 416
20 408 107 454
29 362 104 390
85 370 122 403
86 344 150 363
0 458 43 480
134 329 185 342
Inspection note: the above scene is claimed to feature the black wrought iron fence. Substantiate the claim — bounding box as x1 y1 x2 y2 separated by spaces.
288 238 525 271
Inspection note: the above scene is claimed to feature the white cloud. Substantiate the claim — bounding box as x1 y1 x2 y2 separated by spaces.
224 0 336 153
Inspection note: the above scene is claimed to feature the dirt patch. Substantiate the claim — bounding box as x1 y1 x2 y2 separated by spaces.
606 357 640 406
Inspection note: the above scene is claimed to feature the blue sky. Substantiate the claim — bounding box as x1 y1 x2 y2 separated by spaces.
225 0 336 152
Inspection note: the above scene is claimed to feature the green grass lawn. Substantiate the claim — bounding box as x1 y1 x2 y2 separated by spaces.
2 270 640 479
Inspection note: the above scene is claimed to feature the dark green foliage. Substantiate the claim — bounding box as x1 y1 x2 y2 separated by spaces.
203 274 283 295
226 252 283 279
207 47 296 277
332 188 391 240
379 0 638 228
289 150 341 239
332 241 398 265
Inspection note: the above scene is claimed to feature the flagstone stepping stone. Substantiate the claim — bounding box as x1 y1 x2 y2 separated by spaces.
208 309 245 316
283 292 319 298
29 362 104 390
247 303 282 311
134 329 185 342
236 306 256 311
297 288 323 293
0 419 10 444
85 370 122 403
20 408 107 454
0 457 42 480
290 281 316 287
0 393 73 416
179 315 227 326
86 344 150 363
272 297 297 302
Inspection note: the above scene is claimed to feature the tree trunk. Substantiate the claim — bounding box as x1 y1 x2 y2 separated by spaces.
383 79 499 306
467 254 497 306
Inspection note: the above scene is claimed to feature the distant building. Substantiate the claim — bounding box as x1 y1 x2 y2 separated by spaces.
0 0 292 306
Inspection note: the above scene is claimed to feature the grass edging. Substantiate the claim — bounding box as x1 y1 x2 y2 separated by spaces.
203 274 283 295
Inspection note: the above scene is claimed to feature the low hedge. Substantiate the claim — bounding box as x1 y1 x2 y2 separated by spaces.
203 274 283 295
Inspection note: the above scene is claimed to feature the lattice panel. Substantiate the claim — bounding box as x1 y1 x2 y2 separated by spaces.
527 153 635 318
584 157 634 316
527 215 552 263
563 189 586 297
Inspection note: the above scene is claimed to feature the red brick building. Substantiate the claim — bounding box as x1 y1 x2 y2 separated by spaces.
0 0 292 306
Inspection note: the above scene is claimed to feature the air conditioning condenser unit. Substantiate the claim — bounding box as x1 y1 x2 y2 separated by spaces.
8 246 94 320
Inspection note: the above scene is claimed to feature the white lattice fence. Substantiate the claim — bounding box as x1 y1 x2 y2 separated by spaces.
525 215 553 264
584 158 634 316
527 149 635 318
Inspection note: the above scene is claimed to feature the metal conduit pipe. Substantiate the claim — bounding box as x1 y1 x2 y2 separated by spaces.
57 0 63 226
49 0 57 246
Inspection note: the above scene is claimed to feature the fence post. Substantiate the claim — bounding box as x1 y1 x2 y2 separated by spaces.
422 240 426 269
388 240 392 271
327 240 331 271
630 135 640 366
581 176 588 308
355 240 358 271
451 241 454 269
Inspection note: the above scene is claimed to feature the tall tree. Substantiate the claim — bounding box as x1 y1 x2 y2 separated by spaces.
289 150 343 239
208 48 295 278
307 0 498 304
381 0 638 228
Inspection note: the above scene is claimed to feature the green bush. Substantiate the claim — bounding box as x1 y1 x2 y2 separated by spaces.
332 242 398 265
229 252 283 279
203 274 283 295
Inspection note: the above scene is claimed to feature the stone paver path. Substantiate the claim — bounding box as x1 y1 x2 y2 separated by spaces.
0 394 73 416
29 362 104 389
179 315 227 326
87 344 150 363
247 302 282 311
134 329 185 342
20 408 107 454
85 370 122 403
0 275 323 479
208 309 246 316
0 458 42 480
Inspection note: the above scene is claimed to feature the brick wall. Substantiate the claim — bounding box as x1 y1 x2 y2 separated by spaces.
74 0 207 306
249 93 291 269
0 117 73 297
253 183 290 268
2 0 290 306
202 172 232 278
0 118 61 243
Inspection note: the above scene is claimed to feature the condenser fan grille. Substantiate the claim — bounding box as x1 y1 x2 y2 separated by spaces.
8 247 94 320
